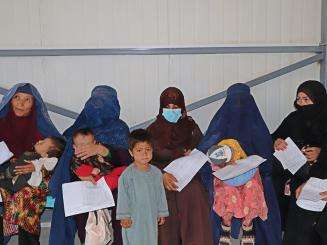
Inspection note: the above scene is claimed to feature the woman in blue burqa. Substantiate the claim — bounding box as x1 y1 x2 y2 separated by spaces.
0 83 62 245
198 83 282 245
49 85 130 245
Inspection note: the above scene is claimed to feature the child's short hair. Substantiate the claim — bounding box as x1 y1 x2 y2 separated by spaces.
72 128 94 139
47 137 66 158
129 129 152 150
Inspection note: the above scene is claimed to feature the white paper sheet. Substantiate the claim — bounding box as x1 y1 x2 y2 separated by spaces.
212 155 266 180
273 137 307 174
296 177 327 212
0 141 13 165
164 149 209 192
62 177 115 217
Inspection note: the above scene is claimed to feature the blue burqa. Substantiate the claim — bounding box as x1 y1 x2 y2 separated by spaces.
49 85 129 245
198 83 282 245
0 82 61 138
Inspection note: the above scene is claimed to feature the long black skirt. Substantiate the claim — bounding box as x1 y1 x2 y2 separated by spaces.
283 198 321 245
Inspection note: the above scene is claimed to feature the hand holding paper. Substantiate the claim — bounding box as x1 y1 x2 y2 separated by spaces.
320 191 327 201
296 177 327 212
163 173 178 191
273 137 307 174
164 149 209 192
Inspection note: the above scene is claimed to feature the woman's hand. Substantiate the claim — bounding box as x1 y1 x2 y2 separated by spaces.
295 183 306 199
184 149 192 156
302 147 321 162
74 143 109 160
320 191 327 201
14 162 35 175
163 172 178 191
274 138 287 151
78 175 97 185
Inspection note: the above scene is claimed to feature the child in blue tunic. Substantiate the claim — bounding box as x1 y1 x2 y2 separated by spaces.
117 129 169 245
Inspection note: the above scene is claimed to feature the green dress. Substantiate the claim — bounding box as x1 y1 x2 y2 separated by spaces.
117 164 169 245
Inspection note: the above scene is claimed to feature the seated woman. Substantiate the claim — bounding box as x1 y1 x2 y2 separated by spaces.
272 80 327 245
49 85 131 245
198 83 282 245
0 83 62 245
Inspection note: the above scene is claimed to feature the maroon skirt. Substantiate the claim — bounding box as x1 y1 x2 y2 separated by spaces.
158 176 213 245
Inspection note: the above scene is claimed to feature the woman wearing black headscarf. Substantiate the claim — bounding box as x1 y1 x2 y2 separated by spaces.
272 80 327 245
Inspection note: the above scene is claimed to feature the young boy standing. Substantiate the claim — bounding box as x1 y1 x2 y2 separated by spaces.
116 129 169 245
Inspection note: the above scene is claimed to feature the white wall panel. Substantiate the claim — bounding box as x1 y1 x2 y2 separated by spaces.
0 53 320 133
0 0 321 47
0 0 322 134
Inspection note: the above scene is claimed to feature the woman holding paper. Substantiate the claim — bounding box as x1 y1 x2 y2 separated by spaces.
147 87 213 245
0 83 62 244
49 85 131 245
272 80 327 245
198 83 282 245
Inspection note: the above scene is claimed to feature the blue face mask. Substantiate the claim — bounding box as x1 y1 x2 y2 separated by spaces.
162 108 182 123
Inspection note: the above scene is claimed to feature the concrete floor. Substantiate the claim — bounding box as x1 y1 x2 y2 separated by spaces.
7 209 242 245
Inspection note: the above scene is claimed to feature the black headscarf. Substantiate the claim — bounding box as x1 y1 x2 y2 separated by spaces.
294 80 327 109
293 81 327 146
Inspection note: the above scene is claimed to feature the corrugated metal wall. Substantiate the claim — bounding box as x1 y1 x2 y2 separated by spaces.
0 0 322 133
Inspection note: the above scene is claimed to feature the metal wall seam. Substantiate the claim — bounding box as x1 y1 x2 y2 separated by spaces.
0 45 323 57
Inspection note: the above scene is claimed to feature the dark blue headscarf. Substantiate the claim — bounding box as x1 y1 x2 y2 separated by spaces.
198 83 282 245
49 85 129 245
0 82 61 138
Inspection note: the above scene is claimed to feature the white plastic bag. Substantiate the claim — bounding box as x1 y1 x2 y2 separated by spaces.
85 209 113 245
